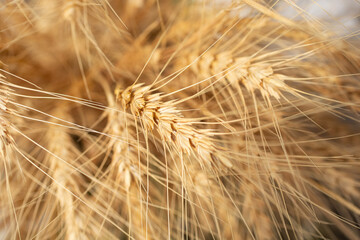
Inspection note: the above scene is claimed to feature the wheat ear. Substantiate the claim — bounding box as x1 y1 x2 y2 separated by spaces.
46 110 84 240
0 74 15 165
106 123 157 240
0 73 20 237
102 82 156 239
187 52 291 100
242 183 274 240
116 84 233 169
185 166 241 239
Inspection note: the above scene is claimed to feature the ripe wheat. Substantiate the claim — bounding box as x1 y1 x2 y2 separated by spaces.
0 0 359 239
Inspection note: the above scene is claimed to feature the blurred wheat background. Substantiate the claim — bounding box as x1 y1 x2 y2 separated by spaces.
0 0 359 239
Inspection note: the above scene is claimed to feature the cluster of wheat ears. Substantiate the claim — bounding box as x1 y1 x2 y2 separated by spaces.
0 0 360 239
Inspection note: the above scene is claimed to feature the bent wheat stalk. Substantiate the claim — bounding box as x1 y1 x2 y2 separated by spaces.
116 83 233 169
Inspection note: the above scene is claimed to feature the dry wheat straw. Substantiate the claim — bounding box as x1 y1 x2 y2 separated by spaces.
116 83 233 169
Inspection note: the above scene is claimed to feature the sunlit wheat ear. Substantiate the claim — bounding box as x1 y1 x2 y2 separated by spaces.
116 83 232 169
185 52 292 100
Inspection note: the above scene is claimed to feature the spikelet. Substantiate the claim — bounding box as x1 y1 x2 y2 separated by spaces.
116 84 233 169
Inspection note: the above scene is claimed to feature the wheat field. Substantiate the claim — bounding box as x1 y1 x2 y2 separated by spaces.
0 0 360 239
